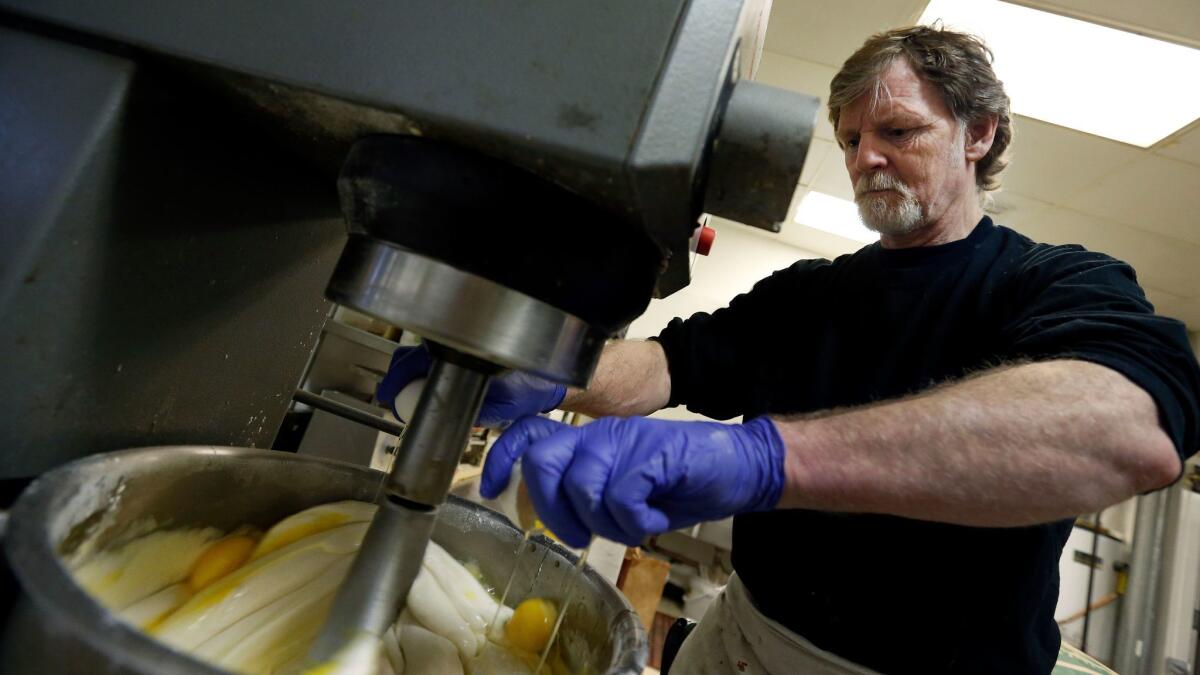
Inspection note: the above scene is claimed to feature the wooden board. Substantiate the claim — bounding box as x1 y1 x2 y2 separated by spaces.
616 548 672 634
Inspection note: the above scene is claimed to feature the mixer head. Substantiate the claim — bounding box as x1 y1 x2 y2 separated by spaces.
327 135 664 386
313 10 820 653
313 136 647 661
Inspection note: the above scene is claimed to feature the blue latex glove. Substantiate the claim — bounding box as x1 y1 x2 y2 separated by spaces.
376 345 566 428
479 415 786 547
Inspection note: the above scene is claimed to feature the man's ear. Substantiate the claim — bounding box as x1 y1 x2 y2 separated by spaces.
964 115 998 162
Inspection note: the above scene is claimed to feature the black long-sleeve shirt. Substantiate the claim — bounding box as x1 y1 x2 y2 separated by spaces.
655 217 1200 674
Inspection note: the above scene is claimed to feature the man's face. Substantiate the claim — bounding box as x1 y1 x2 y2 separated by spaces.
836 58 973 238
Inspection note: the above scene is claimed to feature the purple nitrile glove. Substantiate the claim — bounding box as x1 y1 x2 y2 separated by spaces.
376 345 567 428
479 415 786 548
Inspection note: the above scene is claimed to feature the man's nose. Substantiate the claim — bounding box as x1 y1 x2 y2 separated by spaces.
855 134 888 173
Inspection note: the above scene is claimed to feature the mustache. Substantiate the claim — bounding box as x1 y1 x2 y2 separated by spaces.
855 173 913 198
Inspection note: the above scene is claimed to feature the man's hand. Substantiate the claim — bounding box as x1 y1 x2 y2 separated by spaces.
377 346 566 427
479 416 786 547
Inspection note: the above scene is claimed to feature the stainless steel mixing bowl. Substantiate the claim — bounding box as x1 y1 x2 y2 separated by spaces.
0 446 647 673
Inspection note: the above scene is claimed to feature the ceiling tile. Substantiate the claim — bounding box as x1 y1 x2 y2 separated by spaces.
1144 287 1200 330
777 222 866 260
1006 205 1200 300
1061 155 1200 245
755 51 838 142
807 152 855 201
800 138 835 187
764 0 928 68
1010 0 1200 49
1002 116 1140 204
985 191 1052 228
1153 121 1200 167
772 186 866 259
776 140 839 234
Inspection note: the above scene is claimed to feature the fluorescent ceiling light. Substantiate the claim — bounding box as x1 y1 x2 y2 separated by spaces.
918 0 1200 147
793 191 879 244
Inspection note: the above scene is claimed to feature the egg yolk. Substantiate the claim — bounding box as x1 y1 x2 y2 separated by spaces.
188 535 257 592
251 512 351 560
505 597 558 654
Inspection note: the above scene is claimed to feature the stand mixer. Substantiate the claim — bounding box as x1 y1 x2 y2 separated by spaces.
0 0 819 668
310 79 817 657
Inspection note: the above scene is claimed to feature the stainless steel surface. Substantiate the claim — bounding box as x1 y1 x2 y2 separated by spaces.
321 318 399 353
1146 483 1200 674
312 356 490 659
294 389 398 469
702 80 821 231
1115 491 1169 675
327 236 607 388
300 319 397 402
292 388 405 438
1 446 647 674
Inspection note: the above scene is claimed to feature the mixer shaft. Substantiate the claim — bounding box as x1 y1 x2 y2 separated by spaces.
308 353 490 663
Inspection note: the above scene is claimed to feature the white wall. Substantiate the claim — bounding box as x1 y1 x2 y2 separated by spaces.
626 218 827 421
627 218 825 340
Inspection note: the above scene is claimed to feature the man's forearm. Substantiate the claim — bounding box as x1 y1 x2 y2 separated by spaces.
560 340 671 418
774 360 1181 526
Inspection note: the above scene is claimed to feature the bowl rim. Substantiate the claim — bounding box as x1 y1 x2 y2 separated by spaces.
3 445 648 674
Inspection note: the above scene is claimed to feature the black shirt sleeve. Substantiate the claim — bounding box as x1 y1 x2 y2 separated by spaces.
654 259 829 420
1000 244 1200 463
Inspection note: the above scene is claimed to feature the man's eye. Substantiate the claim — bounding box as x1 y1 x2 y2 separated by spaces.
887 128 909 138
845 138 859 149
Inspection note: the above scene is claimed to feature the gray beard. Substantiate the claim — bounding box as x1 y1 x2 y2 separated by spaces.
857 192 925 236
854 174 925 237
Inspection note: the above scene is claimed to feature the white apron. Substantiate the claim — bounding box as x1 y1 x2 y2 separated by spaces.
670 574 881 675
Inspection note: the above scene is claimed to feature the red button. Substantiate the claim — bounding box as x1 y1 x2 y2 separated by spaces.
694 225 716 256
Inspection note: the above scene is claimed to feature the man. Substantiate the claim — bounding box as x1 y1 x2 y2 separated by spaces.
380 26 1200 674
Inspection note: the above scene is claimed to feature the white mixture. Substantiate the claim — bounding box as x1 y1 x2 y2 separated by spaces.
71 501 572 675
